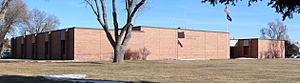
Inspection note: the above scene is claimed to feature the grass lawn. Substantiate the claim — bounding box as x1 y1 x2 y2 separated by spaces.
0 59 300 83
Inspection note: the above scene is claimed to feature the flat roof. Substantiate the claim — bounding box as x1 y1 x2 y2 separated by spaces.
12 26 143 38
29 26 230 34
231 38 286 41
13 25 230 38
136 26 229 34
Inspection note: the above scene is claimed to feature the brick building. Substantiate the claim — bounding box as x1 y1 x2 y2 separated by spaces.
11 26 230 61
230 39 285 59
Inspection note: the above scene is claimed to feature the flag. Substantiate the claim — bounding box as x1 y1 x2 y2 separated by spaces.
178 40 183 47
226 14 232 22
224 6 232 21
224 6 230 15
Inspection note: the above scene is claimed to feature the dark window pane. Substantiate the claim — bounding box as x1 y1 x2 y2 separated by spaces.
21 44 24 58
244 46 249 56
45 42 48 56
61 40 65 57
32 43 36 59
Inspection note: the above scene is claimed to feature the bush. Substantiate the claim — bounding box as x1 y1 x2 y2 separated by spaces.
124 48 151 60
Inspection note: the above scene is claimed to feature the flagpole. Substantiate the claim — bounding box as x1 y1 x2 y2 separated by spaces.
224 5 230 59
226 17 229 59
225 6 230 59
226 17 229 33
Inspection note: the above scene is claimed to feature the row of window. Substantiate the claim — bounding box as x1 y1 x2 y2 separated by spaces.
19 40 66 59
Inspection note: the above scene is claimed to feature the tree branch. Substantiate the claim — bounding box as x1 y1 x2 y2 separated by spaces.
130 0 145 19
112 0 119 45
100 0 108 29
94 0 101 18
117 0 131 44
118 0 146 43
0 0 10 21
99 0 115 47
85 0 105 27
85 0 115 47
121 24 133 46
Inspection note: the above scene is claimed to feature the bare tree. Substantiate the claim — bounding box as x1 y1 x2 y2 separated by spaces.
0 0 27 54
0 0 11 56
0 0 11 21
260 19 288 40
85 0 146 63
260 19 288 58
20 8 60 34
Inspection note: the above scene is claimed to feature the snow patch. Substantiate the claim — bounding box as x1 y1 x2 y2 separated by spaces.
45 74 87 81
45 74 124 83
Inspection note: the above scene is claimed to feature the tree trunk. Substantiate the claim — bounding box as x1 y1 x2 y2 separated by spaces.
113 45 126 63
0 34 5 58
0 23 11 57
113 25 133 63
0 0 11 58
0 42 3 58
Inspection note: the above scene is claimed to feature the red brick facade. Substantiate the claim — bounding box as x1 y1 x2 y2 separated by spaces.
11 26 230 61
230 39 285 59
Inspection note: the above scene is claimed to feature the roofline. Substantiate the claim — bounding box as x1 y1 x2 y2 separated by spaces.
135 25 229 34
232 38 286 41
20 27 77 36
66 27 144 32
14 25 230 38
12 26 145 38
17 25 230 35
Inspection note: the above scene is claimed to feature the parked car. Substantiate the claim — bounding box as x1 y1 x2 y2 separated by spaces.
289 54 300 58
1 52 11 59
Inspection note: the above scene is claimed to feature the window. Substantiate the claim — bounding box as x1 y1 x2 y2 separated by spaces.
45 33 50 59
244 46 249 56
11 39 15 58
45 42 49 57
61 40 65 59
32 43 36 59
31 35 36 59
21 44 24 58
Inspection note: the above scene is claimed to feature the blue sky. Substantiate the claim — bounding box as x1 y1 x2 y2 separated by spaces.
24 0 300 42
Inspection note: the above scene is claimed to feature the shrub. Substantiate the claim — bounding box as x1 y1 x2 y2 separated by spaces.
124 48 151 60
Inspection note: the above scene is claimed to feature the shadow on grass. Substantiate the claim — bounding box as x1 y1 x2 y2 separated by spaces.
55 61 105 64
0 59 107 64
0 75 155 83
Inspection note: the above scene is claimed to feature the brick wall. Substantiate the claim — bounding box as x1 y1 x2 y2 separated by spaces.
12 26 231 61
235 39 259 58
67 29 75 60
258 40 285 58
74 28 102 61
25 35 33 59
250 40 259 58
73 26 230 61
73 28 146 61
231 39 285 59
141 26 230 60
14 36 23 59
36 33 46 59
50 31 61 59
142 27 177 60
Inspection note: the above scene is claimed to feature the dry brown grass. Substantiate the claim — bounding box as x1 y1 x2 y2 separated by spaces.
0 59 300 83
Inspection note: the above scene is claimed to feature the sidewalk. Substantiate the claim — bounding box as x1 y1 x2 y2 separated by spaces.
0 59 75 63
